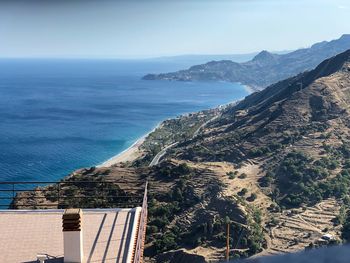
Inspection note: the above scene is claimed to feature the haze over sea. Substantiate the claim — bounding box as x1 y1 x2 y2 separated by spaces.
0 59 248 182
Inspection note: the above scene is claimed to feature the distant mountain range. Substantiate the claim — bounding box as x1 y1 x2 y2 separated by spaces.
147 51 292 68
143 34 350 90
150 53 260 64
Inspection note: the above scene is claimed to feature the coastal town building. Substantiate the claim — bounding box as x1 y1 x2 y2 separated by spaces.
0 182 148 263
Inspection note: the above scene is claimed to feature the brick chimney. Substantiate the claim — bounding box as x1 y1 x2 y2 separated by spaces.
62 209 84 263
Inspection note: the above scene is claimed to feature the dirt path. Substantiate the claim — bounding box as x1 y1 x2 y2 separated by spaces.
175 160 342 260
260 199 341 256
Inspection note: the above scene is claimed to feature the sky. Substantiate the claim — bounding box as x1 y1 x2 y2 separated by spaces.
0 0 350 59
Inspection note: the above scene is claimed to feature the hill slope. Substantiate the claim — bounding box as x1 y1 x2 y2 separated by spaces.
143 34 350 90
16 49 350 262
139 48 350 259
172 48 350 199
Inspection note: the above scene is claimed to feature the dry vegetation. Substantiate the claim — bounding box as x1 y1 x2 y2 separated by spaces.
14 50 350 262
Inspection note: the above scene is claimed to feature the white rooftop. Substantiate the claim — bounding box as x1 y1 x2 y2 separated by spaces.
0 208 141 263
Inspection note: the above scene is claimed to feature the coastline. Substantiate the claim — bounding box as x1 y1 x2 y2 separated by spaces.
97 123 162 167
97 136 146 167
97 85 253 168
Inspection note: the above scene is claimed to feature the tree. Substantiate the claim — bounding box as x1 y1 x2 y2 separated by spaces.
247 193 257 202
239 173 247 179
341 211 350 242
239 188 248 196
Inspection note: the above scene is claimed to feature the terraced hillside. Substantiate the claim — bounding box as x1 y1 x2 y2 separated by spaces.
15 49 350 262
140 49 350 260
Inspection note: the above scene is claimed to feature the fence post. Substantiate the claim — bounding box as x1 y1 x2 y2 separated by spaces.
58 183 61 208
12 183 15 201
226 222 230 261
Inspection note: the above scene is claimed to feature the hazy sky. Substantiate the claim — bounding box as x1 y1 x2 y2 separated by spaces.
0 0 349 58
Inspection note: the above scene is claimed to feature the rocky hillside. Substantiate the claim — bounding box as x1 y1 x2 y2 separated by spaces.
140 49 350 260
15 49 350 262
143 34 350 90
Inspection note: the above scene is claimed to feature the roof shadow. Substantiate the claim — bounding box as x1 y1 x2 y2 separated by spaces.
24 257 64 263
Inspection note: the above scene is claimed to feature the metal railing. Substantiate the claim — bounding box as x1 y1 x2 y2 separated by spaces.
0 181 146 209
133 181 148 263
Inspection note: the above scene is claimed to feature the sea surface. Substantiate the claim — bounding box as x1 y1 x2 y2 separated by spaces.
0 59 248 182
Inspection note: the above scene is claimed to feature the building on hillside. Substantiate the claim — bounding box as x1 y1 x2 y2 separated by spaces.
0 181 148 263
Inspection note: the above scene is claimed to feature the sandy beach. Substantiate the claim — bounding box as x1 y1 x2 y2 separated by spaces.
97 123 162 168
97 86 253 169
97 137 146 167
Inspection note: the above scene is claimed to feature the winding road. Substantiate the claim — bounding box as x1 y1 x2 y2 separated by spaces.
148 142 178 166
148 113 221 166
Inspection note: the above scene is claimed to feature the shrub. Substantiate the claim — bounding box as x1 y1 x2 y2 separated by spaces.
344 160 350 169
340 144 350 158
252 208 262 224
239 173 247 179
147 225 159 234
238 188 248 196
249 147 270 157
259 174 273 187
269 217 279 226
269 142 282 151
247 193 257 202
314 157 339 170
154 231 178 252
151 217 170 228
227 171 235 179
341 211 350 242
177 163 191 174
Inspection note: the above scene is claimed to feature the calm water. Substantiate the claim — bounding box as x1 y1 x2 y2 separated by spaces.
0 59 248 182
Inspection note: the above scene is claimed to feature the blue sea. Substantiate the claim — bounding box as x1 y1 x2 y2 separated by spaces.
0 59 248 182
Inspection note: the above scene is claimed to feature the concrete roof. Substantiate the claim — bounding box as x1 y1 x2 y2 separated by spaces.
0 208 141 263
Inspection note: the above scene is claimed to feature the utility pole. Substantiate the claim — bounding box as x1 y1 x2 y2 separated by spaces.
226 222 230 261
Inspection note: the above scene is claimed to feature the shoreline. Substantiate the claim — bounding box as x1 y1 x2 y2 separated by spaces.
97 84 253 168
97 123 162 168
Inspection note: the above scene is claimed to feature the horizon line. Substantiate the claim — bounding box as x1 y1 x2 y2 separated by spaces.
0 50 294 61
